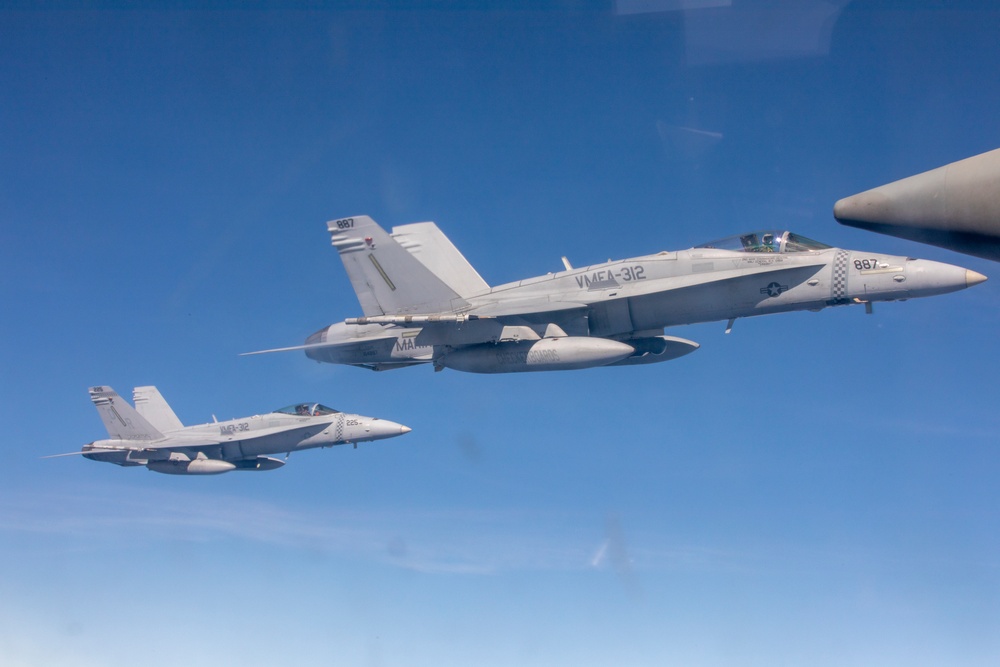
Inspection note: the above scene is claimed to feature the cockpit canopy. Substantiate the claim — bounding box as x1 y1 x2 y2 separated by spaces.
274 403 340 417
696 231 831 254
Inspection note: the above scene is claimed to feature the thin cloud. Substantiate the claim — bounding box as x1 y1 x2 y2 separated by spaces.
7 484 960 577
0 484 597 574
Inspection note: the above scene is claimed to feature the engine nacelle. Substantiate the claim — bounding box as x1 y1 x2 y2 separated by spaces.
438 337 634 373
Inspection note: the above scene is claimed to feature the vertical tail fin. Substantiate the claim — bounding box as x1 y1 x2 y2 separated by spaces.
391 222 490 297
89 386 164 442
133 386 184 432
328 215 469 316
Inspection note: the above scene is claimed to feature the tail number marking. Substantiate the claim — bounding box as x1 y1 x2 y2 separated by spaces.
334 218 355 230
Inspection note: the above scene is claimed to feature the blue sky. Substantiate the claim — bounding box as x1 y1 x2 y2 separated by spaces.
3 2 1000 665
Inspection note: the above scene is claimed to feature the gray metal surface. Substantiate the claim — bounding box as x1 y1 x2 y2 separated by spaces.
835 148 1000 261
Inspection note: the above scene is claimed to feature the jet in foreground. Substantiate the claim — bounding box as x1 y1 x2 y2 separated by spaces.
50 386 411 475
251 216 986 373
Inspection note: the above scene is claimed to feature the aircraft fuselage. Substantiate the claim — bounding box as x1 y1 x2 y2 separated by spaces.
83 410 408 471
305 241 982 372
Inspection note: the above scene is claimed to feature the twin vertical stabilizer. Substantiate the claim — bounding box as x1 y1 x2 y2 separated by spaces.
327 215 477 316
133 386 184 432
391 221 490 298
89 386 164 442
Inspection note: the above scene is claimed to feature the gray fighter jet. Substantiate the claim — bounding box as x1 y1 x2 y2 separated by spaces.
250 216 986 373
49 386 411 475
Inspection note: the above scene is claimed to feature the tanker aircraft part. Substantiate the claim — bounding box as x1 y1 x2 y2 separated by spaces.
835 147 1000 261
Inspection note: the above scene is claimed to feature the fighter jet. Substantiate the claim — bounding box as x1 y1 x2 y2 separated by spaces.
249 216 986 373
48 386 411 475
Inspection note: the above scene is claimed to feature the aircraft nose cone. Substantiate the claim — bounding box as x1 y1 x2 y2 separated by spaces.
966 269 988 287
366 419 411 440
903 258 983 298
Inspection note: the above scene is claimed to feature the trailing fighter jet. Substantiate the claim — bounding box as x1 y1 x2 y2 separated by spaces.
249 216 986 373
48 386 411 475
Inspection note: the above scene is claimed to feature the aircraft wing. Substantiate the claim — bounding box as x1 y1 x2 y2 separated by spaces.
466 299 589 319
491 261 825 322
42 450 121 458
241 341 352 356
344 300 588 324
346 261 828 325
42 445 181 460
145 421 328 449
251 260 831 355
242 331 400 356
340 300 593 343
46 422 328 459
43 440 226 459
